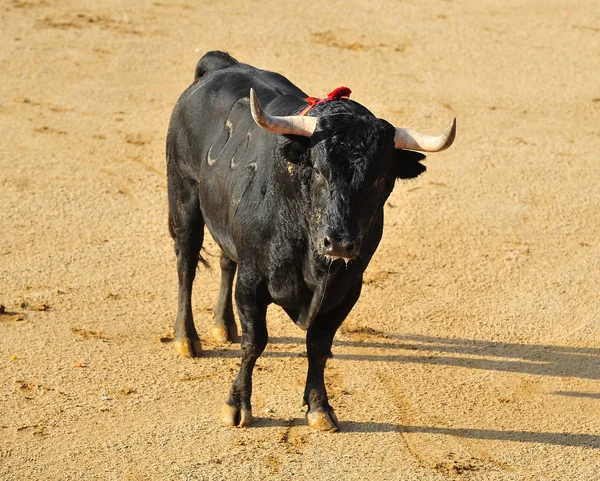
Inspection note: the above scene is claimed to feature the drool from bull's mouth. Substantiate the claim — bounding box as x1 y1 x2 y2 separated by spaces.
166 50 456 431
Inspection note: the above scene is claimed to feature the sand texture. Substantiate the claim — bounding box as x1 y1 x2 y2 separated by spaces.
1 0 599 479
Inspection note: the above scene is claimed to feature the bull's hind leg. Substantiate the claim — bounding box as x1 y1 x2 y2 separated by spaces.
304 280 362 431
221 273 268 427
211 253 239 343
168 181 204 358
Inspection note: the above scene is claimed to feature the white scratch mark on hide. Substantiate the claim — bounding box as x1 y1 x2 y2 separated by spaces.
207 119 232 166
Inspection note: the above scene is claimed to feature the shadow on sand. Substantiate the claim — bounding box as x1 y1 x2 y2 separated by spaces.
254 334 600 381
205 333 600 380
251 417 599 449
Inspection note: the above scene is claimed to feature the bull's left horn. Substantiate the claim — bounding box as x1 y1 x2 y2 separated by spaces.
250 88 317 137
394 118 456 152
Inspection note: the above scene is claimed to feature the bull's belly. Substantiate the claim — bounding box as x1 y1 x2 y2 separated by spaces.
202 215 238 262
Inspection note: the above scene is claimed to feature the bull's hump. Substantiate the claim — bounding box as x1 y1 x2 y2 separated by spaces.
206 97 255 170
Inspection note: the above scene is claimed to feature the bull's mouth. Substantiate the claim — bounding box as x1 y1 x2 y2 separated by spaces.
312 246 358 268
324 254 356 265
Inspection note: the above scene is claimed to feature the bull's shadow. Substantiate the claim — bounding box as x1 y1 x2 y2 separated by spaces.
204 333 600 381
253 417 600 449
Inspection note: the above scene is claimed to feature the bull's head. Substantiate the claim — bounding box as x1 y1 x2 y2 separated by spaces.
249 89 456 263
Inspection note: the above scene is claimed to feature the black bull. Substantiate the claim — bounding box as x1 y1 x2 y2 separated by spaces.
166 51 456 431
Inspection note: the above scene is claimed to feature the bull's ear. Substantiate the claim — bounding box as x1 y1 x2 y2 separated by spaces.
391 149 427 179
280 135 311 165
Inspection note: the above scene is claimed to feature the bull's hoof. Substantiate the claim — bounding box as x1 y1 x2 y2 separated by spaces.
211 323 238 343
307 408 339 432
221 403 253 427
173 337 202 358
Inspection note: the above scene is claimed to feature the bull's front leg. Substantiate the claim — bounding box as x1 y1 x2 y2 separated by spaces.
304 280 362 432
221 274 268 427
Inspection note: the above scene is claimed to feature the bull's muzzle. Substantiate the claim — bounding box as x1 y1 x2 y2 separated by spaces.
322 236 360 261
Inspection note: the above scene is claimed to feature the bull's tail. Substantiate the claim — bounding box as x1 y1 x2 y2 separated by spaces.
194 51 238 80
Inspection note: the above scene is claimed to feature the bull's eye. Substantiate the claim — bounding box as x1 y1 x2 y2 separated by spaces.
314 167 323 179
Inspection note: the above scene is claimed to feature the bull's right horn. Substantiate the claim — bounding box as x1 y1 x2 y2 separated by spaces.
393 118 456 152
250 88 317 138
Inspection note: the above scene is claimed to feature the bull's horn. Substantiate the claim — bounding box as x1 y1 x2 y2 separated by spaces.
250 88 317 137
394 118 456 152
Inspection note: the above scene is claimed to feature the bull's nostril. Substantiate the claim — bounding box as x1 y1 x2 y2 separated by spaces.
345 241 356 255
323 236 333 251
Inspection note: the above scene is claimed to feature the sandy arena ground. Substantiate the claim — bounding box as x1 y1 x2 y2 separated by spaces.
1 0 599 479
